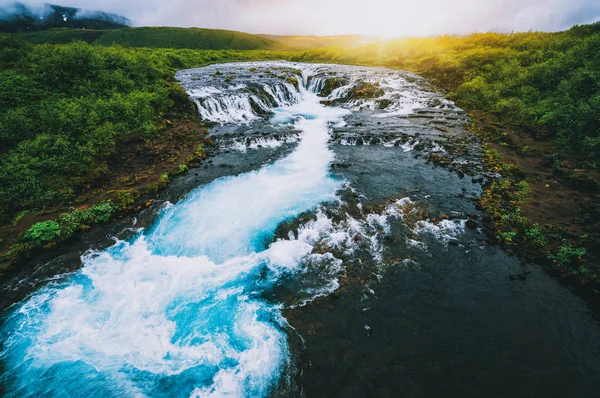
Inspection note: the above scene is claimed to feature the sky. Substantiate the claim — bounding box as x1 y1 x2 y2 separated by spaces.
6 0 600 36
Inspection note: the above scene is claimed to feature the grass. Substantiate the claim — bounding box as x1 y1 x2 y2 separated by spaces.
8 27 287 50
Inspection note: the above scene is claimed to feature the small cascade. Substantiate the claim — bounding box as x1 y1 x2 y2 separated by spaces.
195 94 267 124
178 64 305 125
307 76 327 94
190 83 302 124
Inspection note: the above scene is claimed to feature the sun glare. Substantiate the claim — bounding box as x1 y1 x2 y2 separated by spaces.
292 0 446 37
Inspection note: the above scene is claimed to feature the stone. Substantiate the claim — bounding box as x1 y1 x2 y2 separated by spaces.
466 219 478 229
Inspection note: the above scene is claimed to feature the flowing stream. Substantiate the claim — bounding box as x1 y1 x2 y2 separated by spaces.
1 62 599 397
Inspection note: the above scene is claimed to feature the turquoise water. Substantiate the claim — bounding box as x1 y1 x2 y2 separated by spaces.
0 88 348 397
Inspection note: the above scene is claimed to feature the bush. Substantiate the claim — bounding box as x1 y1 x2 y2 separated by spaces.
524 224 549 248
20 202 115 248
548 245 587 268
22 220 61 245
0 39 286 224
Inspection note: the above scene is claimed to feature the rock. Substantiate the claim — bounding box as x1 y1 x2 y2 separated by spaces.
347 81 385 100
439 213 449 220
466 219 478 229
376 99 393 110
509 273 527 281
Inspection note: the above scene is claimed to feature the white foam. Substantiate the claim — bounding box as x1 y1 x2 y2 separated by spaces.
414 219 466 244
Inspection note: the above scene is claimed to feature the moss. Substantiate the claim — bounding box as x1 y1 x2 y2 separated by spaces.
346 81 384 100
286 77 300 91
319 77 346 97
376 99 393 110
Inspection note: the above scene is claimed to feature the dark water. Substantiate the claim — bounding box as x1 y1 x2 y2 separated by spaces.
288 146 600 398
1 62 599 397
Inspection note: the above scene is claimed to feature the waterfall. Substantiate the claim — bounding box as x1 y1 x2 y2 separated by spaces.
188 80 302 125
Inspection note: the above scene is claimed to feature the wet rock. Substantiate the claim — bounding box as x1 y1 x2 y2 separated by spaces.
319 77 348 97
466 219 478 229
509 272 530 281
376 99 393 110
347 81 385 100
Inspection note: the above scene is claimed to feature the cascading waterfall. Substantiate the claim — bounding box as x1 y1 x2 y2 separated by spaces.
189 81 301 124
0 65 349 397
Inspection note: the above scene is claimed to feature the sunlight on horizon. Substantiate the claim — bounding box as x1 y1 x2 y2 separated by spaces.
208 0 600 37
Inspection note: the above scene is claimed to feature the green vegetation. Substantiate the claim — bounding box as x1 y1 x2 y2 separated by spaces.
0 37 287 227
21 202 115 247
548 245 587 270
22 220 62 246
9 27 285 50
95 28 284 50
2 201 117 271
478 143 594 281
258 34 378 50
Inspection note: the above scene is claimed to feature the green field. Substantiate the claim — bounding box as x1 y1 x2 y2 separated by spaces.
8 27 286 50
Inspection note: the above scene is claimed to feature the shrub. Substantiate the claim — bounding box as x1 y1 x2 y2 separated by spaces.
524 224 549 248
548 245 587 268
22 220 61 245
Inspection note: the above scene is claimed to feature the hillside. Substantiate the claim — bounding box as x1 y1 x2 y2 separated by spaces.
258 34 381 50
8 27 286 50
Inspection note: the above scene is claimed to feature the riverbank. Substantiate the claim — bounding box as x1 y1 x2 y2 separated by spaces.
0 109 210 278
0 39 291 278
467 107 600 301
290 26 600 299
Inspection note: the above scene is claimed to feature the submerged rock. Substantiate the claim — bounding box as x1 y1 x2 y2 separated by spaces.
466 219 478 229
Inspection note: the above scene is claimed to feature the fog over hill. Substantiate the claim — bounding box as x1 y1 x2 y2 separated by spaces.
0 2 130 32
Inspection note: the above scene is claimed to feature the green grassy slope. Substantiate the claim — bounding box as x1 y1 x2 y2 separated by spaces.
258 34 379 50
8 27 285 50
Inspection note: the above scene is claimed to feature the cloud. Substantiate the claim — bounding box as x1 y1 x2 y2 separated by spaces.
4 0 600 35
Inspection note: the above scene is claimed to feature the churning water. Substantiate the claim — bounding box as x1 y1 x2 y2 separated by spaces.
0 65 352 396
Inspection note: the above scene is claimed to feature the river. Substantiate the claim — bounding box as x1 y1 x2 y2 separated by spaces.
1 62 599 397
